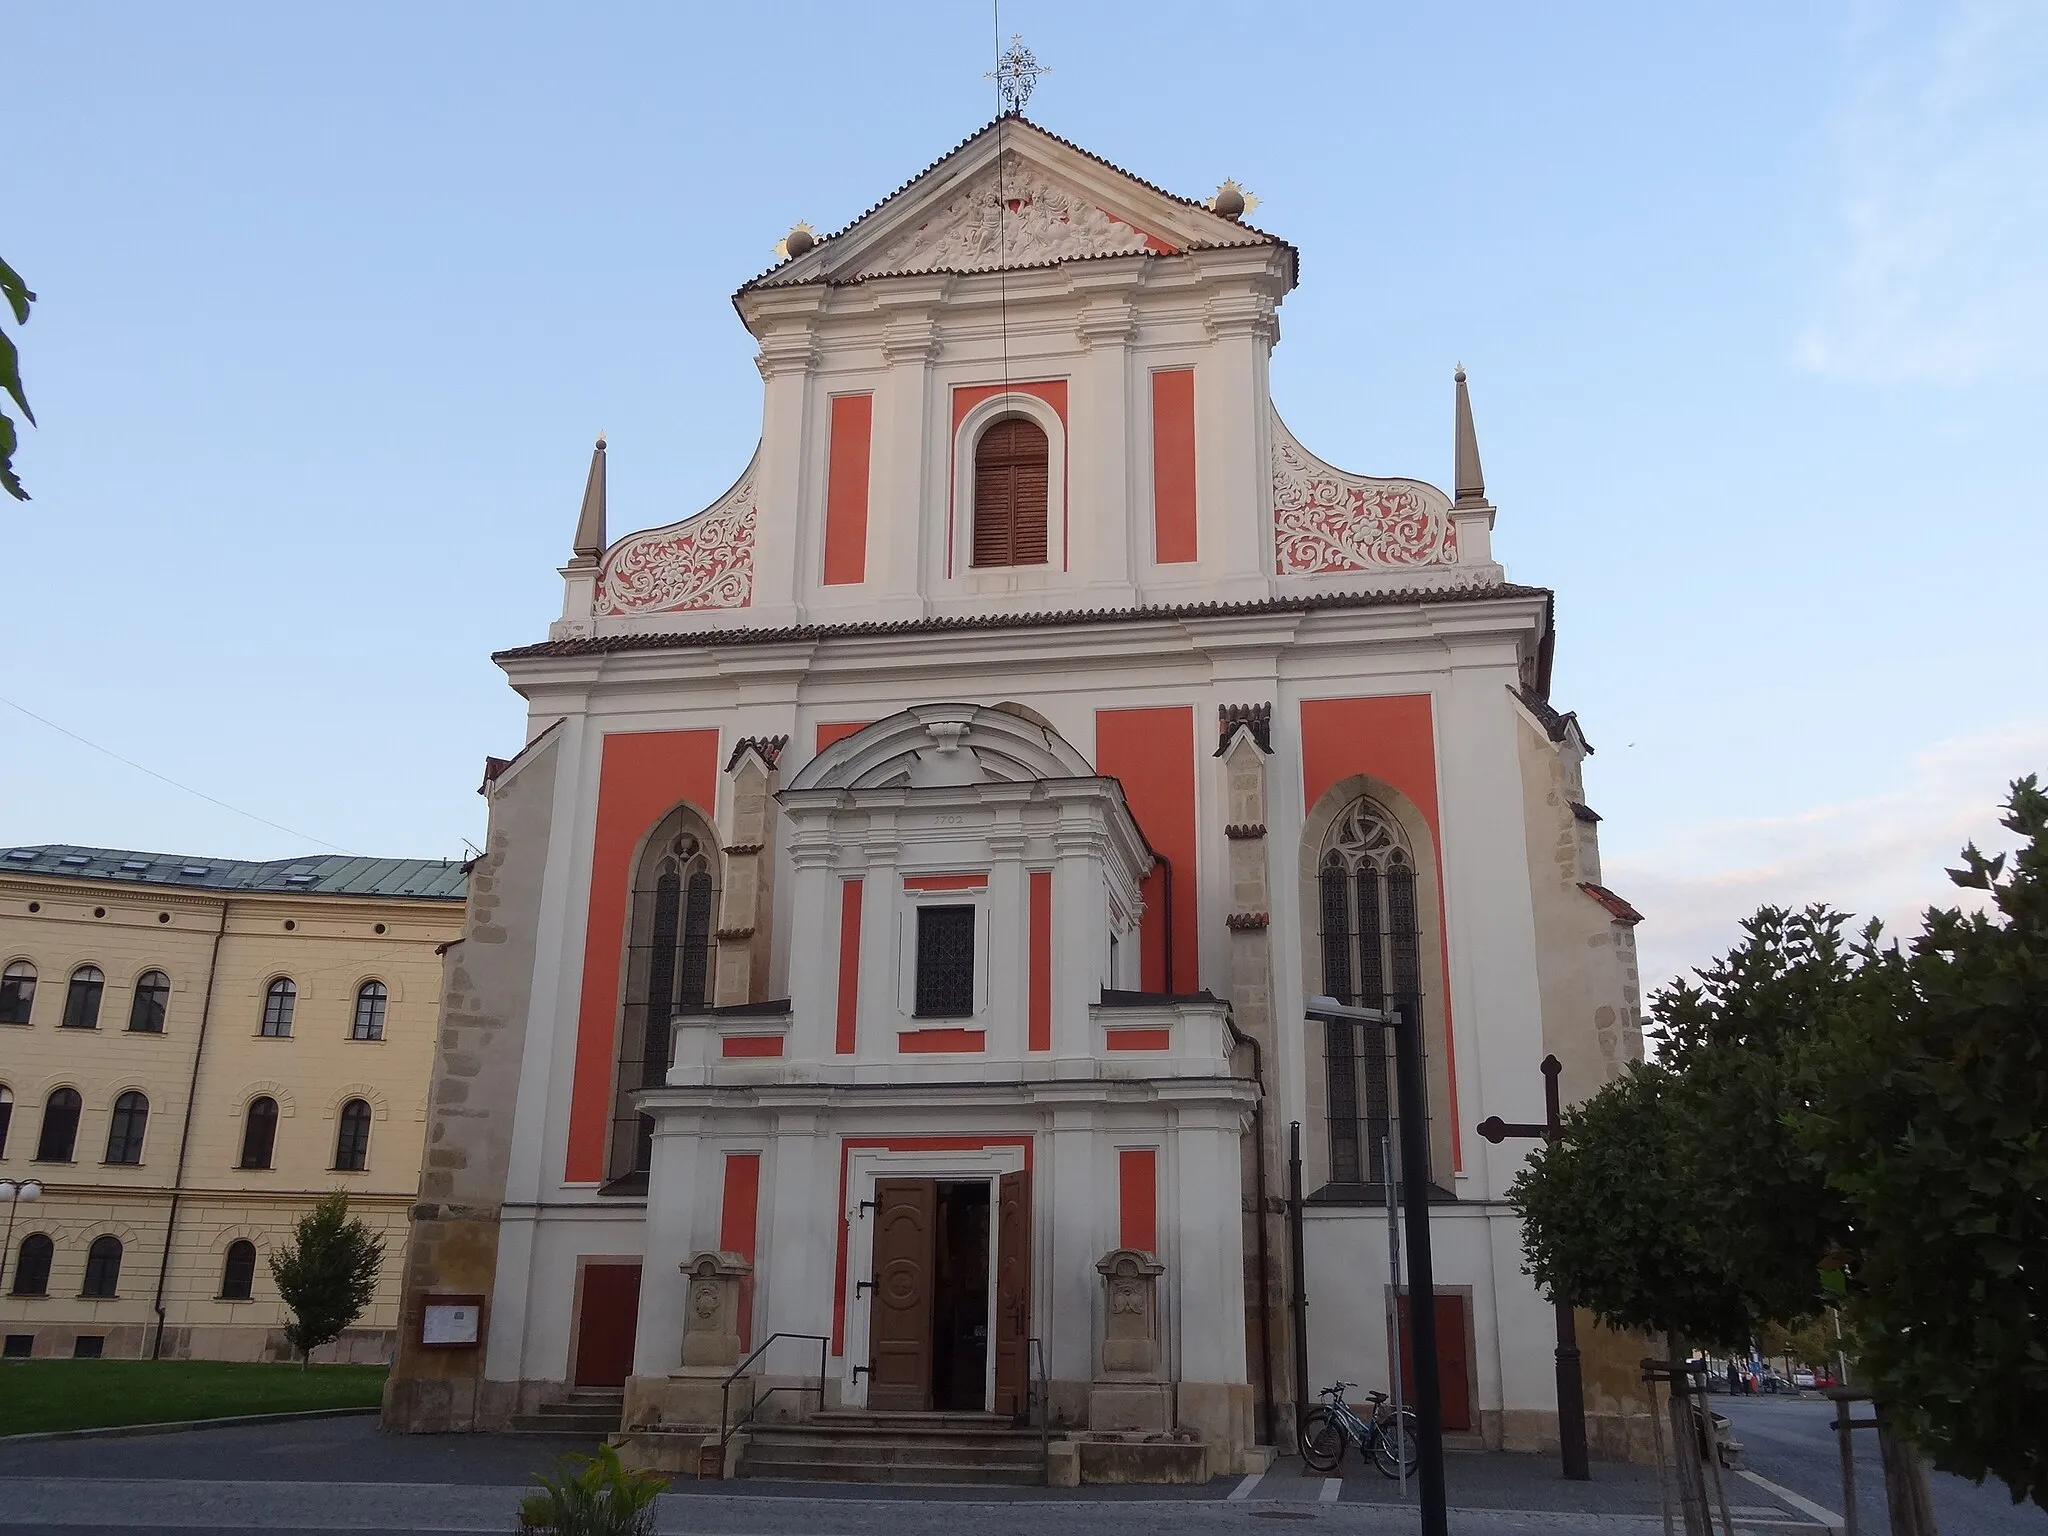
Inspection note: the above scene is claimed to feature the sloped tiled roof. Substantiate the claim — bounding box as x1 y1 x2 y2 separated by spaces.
1512 685 1594 754
739 113 1293 297
499 584 1553 664
1579 882 1644 925
0 844 467 900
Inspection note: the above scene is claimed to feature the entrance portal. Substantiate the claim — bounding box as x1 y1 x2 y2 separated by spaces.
866 1172 1029 1413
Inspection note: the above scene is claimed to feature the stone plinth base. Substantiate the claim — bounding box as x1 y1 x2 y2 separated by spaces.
1088 1379 1172 1433
1077 1434 1208 1484
611 1428 742 1479
1175 1381 1253 1475
622 1370 753 1433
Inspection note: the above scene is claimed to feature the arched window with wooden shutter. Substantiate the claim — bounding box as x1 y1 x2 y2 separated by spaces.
971 416 1050 568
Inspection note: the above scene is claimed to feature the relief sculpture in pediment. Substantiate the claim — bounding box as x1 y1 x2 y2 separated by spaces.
863 151 1162 277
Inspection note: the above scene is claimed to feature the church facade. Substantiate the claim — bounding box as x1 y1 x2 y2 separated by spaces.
383 117 1647 1474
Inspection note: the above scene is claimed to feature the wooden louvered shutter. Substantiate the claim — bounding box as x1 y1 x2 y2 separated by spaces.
972 417 1050 568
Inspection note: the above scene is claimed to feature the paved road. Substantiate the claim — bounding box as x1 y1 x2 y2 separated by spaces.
0 1412 1853 1534
1719 1396 2046 1535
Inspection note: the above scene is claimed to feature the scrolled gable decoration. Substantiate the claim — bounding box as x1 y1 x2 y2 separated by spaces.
595 455 759 617
1271 411 1457 574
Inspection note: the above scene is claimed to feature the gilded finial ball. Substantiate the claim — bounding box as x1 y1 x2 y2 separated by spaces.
1455 364 1467 383
783 224 815 258
1211 181 1246 220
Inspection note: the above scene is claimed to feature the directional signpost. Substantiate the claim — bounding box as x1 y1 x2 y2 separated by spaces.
1476 1053 1591 1481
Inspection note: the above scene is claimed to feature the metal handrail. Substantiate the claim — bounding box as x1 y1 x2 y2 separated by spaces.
717 1331 830 1471
1027 1336 1050 1482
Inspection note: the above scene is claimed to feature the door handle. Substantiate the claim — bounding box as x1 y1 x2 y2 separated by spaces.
856 1278 876 1297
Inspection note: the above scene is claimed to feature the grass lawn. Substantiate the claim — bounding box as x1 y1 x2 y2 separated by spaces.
0 1360 389 1437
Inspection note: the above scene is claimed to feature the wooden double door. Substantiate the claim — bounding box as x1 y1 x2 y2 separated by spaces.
868 1171 1031 1415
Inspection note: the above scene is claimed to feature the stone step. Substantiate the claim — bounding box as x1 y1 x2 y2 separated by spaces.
745 1434 1045 1466
738 1453 1043 1486
510 1406 624 1435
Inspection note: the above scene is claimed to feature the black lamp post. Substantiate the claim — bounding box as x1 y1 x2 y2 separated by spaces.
1476 1054 1590 1481
1306 997 1447 1536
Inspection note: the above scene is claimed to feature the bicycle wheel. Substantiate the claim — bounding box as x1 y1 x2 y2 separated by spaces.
1371 1406 1421 1479
1298 1408 1347 1472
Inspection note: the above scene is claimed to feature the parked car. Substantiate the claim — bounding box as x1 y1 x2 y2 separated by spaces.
1794 1369 1816 1389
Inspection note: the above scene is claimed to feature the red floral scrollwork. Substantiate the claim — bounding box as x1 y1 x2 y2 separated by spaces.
1271 414 1456 574
595 465 757 617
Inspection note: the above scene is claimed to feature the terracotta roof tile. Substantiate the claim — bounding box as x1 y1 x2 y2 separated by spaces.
1579 882 1644 925
499 583 1552 664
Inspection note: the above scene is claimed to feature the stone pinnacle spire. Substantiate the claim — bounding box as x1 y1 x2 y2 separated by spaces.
571 433 607 561
1453 366 1488 508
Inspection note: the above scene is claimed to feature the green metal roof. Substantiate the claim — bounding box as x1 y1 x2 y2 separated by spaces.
0 844 467 901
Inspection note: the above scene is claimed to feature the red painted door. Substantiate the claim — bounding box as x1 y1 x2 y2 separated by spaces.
1395 1291 1472 1432
993 1170 1032 1417
868 1179 936 1411
573 1263 641 1388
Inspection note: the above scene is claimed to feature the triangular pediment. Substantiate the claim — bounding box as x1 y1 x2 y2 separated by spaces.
743 117 1284 292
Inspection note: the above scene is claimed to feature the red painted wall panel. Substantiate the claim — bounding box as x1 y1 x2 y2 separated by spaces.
567 729 721 1184
1095 706 1198 993
1150 368 1198 564
1027 870 1052 1052
719 1152 762 1348
815 720 869 755
1118 1148 1159 1254
1298 694 1462 1168
822 393 873 586
835 878 864 1055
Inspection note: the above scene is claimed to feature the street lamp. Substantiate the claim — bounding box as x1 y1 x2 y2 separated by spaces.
1305 996 1447 1536
0 1179 43 1292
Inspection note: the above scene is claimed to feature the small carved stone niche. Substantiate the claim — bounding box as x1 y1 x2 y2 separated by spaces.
1096 1247 1165 1377
678 1250 751 1369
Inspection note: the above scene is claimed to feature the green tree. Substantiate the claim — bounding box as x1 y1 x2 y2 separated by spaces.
1809 776 2048 1510
0 255 35 501
268 1192 384 1367
1651 905 1880 1326
1512 1061 1751 1347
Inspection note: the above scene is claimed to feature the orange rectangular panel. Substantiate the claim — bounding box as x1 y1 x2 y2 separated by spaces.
1118 1148 1158 1254
1105 1027 1171 1051
1150 368 1198 564
720 1036 784 1058
1297 694 1461 1169
1027 870 1052 1052
898 1027 987 1053
719 1152 762 1348
567 729 722 1184
822 393 873 586
1094 706 1198 993
834 878 864 1055
815 720 869 754
902 872 989 892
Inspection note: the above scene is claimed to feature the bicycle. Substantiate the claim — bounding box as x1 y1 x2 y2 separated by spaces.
1298 1381 1421 1477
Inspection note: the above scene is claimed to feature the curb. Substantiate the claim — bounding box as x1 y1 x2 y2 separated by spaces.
0 1405 381 1445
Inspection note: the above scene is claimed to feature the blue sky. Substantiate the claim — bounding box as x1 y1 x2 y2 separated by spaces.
6 2 2043 993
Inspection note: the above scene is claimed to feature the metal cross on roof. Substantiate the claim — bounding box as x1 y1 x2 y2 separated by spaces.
987 33 1048 115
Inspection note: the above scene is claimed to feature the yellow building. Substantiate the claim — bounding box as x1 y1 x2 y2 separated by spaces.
0 845 464 1361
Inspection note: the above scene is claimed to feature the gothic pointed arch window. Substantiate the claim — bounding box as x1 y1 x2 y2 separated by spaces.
610 805 721 1182
1317 795 1424 1189
971 416 1050 568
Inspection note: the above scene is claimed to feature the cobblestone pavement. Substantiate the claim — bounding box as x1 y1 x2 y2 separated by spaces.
0 1414 1843 1534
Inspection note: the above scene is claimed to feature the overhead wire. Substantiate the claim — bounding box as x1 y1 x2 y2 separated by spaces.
0 693 355 854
